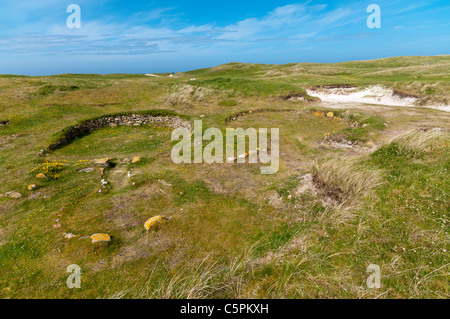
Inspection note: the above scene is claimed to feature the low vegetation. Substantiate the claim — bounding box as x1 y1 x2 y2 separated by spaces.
0 56 448 298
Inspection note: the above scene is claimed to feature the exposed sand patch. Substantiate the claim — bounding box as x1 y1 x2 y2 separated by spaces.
307 85 450 112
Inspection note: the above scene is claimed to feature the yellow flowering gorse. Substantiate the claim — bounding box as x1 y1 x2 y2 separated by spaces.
30 162 65 180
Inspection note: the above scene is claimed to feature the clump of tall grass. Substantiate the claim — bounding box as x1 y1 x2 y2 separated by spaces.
165 84 214 107
138 259 222 299
312 157 383 206
166 84 195 107
373 128 448 160
392 129 446 155
110 248 258 299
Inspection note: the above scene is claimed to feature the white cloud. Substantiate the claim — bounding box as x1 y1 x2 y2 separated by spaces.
0 2 371 56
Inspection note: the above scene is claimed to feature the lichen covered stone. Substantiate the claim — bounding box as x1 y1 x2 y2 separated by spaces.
8 192 22 199
144 216 164 230
90 233 111 243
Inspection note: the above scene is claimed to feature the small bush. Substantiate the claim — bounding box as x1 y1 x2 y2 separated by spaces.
30 162 65 180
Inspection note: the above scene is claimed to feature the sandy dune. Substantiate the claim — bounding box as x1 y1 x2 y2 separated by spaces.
307 85 450 112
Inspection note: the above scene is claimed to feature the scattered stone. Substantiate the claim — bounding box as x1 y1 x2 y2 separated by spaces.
144 215 170 230
7 192 22 199
90 233 111 243
158 180 172 187
94 158 112 167
109 123 118 127
268 191 283 208
64 233 76 239
27 184 38 191
132 156 141 163
77 167 94 172
314 111 325 118
295 173 315 196
36 173 47 179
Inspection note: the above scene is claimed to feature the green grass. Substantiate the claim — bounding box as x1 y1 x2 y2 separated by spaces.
44 109 185 151
0 56 449 299
34 85 81 97
218 99 238 107
52 126 170 157
191 77 309 98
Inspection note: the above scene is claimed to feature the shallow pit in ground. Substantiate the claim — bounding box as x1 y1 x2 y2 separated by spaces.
51 125 172 159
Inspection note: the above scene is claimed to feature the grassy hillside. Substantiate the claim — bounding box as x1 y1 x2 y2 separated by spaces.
0 56 448 298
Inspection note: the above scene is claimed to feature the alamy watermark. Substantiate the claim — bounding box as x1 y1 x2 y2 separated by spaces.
67 4 81 29
367 4 381 29
67 264 81 289
366 264 381 289
171 120 279 174
65 4 379 31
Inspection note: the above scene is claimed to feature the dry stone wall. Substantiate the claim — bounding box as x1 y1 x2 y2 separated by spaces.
47 114 191 151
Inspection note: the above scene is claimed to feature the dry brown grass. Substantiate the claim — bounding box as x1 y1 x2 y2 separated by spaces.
392 128 447 155
165 84 214 108
114 248 256 299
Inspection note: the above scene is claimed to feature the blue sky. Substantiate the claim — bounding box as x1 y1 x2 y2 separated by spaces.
0 0 449 75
